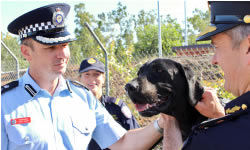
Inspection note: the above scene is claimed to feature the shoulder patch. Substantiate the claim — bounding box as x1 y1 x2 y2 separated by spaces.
121 105 132 119
113 98 132 119
1 80 19 94
69 80 89 91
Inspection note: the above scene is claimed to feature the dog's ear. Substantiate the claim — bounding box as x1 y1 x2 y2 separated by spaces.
181 65 204 106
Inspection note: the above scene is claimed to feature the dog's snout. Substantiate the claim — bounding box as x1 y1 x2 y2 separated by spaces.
125 80 139 92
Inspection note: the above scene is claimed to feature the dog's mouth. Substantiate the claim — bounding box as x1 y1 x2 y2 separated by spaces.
134 95 169 117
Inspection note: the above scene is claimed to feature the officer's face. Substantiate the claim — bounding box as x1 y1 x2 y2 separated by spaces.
79 70 105 97
211 32 249 96
22 39 70 78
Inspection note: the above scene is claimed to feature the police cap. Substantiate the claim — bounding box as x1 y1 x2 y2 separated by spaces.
197 1 250 41
7 3 76 45
79 57 105 73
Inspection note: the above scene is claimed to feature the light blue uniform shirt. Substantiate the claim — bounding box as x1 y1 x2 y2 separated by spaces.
1 71 126 150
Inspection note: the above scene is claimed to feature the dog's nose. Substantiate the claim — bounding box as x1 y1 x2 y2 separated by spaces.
125 80 139 92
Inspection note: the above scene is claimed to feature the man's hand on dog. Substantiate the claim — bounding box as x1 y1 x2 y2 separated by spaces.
195 87 225 118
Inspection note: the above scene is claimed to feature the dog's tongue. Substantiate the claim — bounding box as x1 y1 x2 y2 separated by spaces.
135 104 147 112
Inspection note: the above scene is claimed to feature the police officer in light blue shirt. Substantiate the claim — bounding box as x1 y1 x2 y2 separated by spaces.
2 3 166 150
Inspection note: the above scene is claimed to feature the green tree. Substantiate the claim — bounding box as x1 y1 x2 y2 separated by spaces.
134 15 183 58
1 33 29 72
187 8 210 44
72 3 105 64
106 2 134 52
135 10 157 28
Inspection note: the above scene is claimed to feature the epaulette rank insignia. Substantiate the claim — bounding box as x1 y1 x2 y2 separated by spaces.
195 106 249 130
1 80 19 94
69 80 89 91
226 104 248 114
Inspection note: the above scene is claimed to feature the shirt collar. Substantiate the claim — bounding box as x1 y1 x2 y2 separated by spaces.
21 69 41 97
53 76 69 96
21 69 70 97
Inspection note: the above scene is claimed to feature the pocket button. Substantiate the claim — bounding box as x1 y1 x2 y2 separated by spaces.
24 136 29 141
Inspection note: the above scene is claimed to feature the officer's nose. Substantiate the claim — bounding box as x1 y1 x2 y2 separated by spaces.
56 44 70 59
211 53 218 65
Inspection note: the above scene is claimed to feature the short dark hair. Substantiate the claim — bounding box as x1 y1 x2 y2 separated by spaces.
21 38 34 50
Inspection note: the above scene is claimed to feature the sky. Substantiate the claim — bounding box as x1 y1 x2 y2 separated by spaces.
1 0 208 38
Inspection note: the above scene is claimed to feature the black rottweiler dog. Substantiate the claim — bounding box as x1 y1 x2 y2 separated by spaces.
125 58 207 140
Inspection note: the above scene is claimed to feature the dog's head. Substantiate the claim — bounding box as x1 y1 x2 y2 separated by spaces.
125 58 204 117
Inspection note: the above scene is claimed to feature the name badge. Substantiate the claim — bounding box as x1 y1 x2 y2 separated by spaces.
11 117 31 125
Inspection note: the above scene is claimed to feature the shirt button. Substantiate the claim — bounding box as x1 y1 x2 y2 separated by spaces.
24 136 29 141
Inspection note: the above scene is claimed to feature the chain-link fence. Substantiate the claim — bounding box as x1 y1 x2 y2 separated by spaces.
1 42 223 115
1 41 223 149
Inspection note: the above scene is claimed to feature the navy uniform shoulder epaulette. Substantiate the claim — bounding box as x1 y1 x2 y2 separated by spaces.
68 80 89 91
109 97 123 106
1 80 19 94
194 108 249 130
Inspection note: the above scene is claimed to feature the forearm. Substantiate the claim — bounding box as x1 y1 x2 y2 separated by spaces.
109 122 162 150
162 116 182 150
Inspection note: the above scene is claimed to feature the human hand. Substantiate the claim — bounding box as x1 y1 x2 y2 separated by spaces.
195 87 225 118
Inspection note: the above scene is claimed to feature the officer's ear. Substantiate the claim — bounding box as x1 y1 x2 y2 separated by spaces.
21 43 32 62
247 35 250 54
21 38 34 62
246 35 250 65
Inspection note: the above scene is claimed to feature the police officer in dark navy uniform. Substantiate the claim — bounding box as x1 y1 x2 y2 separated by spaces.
78 57 140 150
162 1 250 150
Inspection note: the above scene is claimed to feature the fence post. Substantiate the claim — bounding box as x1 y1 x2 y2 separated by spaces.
1 40 19 79
84 22 109 96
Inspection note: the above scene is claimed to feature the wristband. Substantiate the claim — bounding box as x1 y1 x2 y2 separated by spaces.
154 119 163 134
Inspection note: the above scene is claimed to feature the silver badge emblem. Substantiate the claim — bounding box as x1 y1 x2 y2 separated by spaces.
52 8 64 27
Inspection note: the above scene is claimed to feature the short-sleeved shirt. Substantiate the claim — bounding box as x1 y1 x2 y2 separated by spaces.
1 70 126 150
88 95 140 150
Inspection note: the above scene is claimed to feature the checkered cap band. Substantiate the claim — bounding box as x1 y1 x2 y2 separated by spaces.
18 21 56 39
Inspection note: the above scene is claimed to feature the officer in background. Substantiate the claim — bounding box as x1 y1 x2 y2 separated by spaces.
162 1 250 150
78 57 140 150
1 3 165 150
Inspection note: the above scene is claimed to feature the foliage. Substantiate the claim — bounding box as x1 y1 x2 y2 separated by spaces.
1 33 29 71
187 8 210 44
73 3 105 64
202 79 235 100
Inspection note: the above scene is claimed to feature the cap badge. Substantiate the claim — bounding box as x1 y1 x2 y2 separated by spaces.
87 58 96 64
243 15 250 23
52 8 65 27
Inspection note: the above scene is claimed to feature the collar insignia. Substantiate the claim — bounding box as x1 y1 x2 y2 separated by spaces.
24 84 37 97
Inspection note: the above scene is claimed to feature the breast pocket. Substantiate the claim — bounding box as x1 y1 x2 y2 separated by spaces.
71 110 96 136
6 123 39 145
